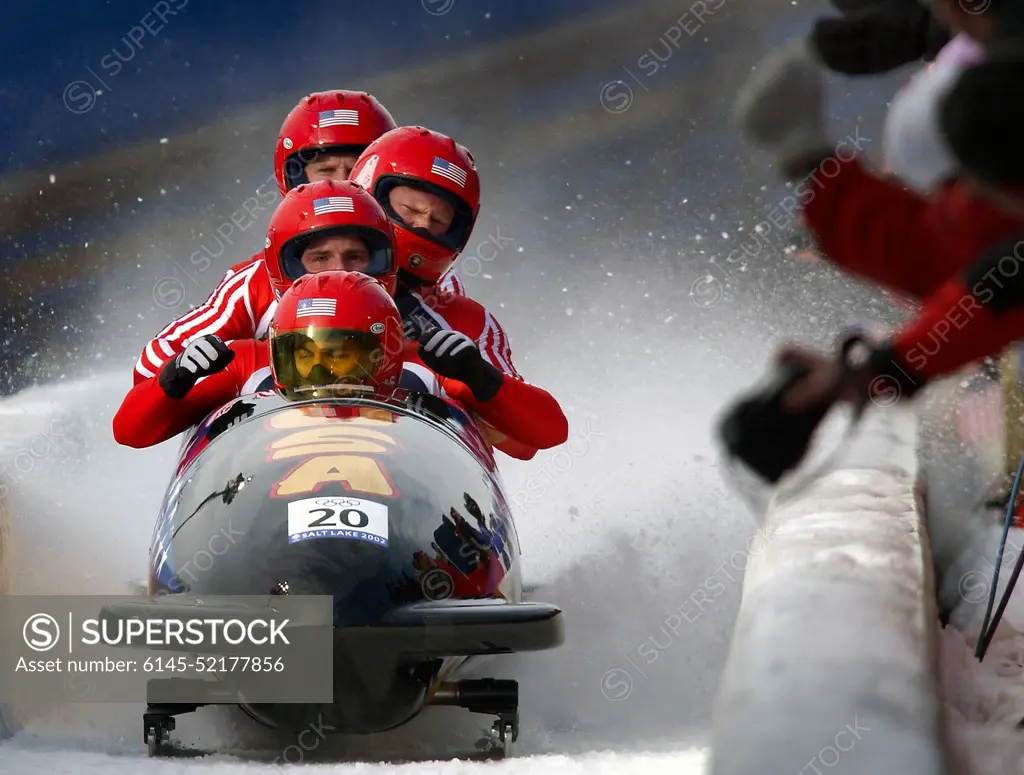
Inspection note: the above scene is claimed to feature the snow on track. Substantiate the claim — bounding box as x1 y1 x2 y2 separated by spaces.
0 745 709 775
0 365 741 773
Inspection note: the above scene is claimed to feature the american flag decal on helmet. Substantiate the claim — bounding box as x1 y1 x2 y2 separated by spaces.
318 109 359 127
430 157 467 187
312 196 355 215
295 298 338 318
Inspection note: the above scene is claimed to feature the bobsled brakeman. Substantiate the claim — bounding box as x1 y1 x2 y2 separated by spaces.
103 281 564 758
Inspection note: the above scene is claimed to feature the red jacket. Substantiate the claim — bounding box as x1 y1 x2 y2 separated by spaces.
135 256 276 382
114 338 557 459
117 339 277 448
889 240 1024 383
135 257 467 383
801 157 1024 385
132 256 563 454
396 286 568 453
801 157 1024 302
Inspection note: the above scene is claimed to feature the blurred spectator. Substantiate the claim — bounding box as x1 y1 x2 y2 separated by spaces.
882 33 983 193
728 30 1024 476
734 39 1024 304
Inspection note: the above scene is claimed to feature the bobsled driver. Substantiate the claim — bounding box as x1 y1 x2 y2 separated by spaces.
113 270 409 448
134 90 466 384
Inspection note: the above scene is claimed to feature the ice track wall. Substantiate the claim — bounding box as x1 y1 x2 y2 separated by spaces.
709 408 950 774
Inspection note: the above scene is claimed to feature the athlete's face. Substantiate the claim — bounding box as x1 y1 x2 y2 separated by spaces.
388 186 455 237
300 234 371 274
304 152 361 183
293 336 365 380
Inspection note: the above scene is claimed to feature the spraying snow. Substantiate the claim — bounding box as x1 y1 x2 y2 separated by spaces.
0 342 744 770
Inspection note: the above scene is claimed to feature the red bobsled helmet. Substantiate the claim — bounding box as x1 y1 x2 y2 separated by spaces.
269 270 404 400
264 179 398 298
274 90 397 196
350 126 480 286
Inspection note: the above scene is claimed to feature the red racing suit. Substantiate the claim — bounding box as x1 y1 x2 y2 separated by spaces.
880 235 1024 388
135 256 466 382
393 285 568 455
116 336 557 459
116 339 272 448
799 156 1024 388
134 255 563 455
116 339 461 449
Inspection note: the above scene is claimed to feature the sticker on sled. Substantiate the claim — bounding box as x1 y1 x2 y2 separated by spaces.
287 496 389 546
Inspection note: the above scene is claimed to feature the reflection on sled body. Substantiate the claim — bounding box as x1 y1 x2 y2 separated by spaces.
103 389 563 757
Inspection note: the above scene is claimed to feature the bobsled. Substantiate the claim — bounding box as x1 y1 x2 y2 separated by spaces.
101 389 564 758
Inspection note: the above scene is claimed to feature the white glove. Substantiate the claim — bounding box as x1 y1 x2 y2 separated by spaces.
420 330 477 359
734 38 832 171
179 336 232 374
159 334 235 399
418 329 503 402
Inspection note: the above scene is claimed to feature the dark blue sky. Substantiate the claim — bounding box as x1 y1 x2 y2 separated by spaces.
0 0 621 174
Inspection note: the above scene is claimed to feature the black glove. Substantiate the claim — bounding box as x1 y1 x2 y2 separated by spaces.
718 332 924 484
207 399 255 439
811 4 950 75
417 330 503 402
825 0 949 62
158 334 235 399
718 360 835 484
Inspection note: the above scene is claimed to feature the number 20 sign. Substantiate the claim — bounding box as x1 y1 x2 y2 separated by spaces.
286 496 389 546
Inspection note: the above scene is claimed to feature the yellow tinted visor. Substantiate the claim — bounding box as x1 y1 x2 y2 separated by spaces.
271 327 385 394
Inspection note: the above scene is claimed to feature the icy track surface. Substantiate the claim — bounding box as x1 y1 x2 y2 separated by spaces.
0 747 709 774
0 349 758 772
